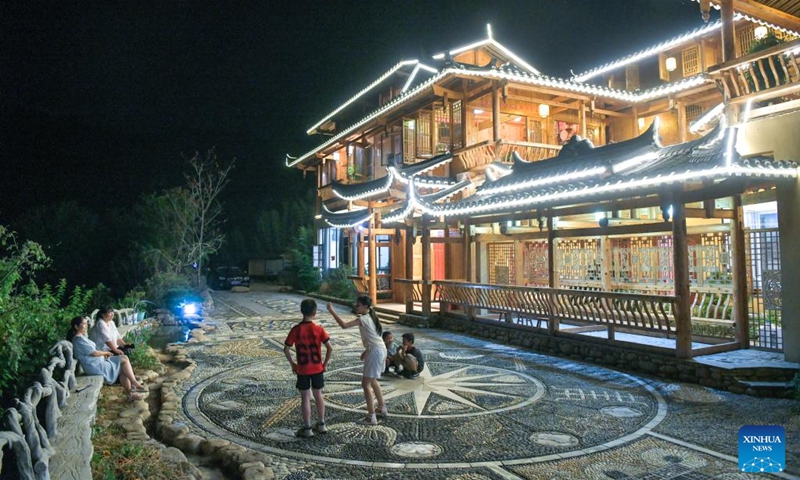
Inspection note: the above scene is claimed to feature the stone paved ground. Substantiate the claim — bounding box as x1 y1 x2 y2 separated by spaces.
169 286 799 479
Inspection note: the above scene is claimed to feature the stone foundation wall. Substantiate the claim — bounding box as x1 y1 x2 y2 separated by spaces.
430 314 796 397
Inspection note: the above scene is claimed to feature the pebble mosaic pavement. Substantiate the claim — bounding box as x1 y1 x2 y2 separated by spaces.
170 289 800 479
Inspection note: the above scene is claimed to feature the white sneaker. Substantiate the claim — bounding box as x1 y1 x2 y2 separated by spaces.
358 414 378 426
378 405 388 417
313 421 328 434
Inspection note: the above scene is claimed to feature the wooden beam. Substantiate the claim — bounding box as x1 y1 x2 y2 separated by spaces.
433 85 465 100
711 0 800 32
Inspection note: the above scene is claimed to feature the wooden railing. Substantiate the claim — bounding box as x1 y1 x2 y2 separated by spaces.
709 37 800 103
395 279 438 313
495 140 561 164
435 281 677 337
454 140 561 172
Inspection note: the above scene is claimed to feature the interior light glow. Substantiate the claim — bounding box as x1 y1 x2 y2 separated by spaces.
594 211 606 221
474 109 485 114
514 116 522 122
754 25 768 39
665 56 678 72
638 118 646 130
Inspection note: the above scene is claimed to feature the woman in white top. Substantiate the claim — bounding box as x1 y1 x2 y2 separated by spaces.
327 296 387 425
89 306 131 355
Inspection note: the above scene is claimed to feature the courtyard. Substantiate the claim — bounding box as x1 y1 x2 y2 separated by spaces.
166 285 799 479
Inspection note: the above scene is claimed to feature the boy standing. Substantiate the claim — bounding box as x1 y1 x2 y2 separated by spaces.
284 299 333 437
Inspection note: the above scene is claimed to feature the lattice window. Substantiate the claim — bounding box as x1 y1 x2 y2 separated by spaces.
612 236 673 285
685 104 703 122
689 232 732 286
417 111 433 157
736 24 756 57
682 46 700 76
402 119 416 163
745 228 782 351
434 105 451 153
522 241 548 286
557 238 600 283
452 100 463 150
528 119 543 143
488 243 515 285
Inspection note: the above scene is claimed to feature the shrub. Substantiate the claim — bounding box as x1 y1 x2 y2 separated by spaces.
144 271 192 306
124 325 161 372
319 266 357 300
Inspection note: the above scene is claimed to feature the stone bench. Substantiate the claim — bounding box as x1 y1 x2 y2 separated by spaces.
49 376 104 480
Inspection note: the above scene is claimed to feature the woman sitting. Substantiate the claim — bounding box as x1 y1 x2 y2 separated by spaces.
89 305 134 355
68 316 147 401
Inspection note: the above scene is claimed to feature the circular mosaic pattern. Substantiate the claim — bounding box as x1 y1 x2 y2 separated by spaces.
183 350 666 466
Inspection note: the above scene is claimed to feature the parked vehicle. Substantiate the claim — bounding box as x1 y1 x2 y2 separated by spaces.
208 266 250 290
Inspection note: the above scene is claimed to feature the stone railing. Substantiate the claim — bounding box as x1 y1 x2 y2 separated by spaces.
0 340 79 480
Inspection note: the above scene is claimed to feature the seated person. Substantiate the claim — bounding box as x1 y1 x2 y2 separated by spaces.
381 331 400 374
68 316 147 401
391 332 425 379
89 305 134 355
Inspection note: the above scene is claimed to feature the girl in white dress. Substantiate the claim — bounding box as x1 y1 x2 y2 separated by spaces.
327 296 387 425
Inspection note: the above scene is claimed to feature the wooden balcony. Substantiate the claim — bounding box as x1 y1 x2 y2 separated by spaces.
455 140 561 172
709 37 800 104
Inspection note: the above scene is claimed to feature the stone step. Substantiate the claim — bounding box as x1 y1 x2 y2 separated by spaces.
736 380 795 398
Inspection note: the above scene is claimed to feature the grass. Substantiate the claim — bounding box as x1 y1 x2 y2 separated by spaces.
91 337 185 480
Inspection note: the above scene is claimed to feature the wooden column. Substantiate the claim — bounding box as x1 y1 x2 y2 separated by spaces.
731 195 750 348
547 216 559 334
492 83 501 142
672 202 693 359
421 215 432 316
405 225 415 313
368 217 377 305
548 217 557 288
463 218 472 282
601 236 613 291
357 230 365 279
721 0 735 62
579 101 587 138
676 100 688 143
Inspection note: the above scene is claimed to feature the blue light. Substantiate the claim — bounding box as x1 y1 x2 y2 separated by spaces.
182 302 198 316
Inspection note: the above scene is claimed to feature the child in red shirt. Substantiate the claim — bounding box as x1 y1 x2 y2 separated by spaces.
284 299 333 437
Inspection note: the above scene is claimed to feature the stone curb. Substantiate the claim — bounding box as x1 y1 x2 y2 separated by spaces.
152 325 278 480
114 363 205 480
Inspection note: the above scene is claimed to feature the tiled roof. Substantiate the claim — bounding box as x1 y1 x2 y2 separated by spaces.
411 124 797 219
288 64 710 168
329 172 394 202
320 205 372 229
573 14 800 82
390 153 454 181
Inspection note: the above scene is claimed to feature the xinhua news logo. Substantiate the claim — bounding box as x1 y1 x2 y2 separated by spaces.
738 425 785 473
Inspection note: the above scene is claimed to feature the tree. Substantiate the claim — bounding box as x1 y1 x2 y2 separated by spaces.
139 149 233 286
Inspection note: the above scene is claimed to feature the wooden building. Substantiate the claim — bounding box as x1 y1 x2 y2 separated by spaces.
287 3 800 361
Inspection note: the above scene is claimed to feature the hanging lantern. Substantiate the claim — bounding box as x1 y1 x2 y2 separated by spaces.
538 104 550 118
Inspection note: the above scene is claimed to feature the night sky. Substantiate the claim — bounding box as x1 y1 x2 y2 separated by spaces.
1 0 710 225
